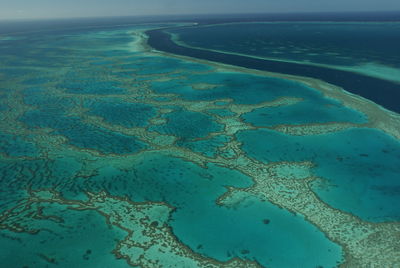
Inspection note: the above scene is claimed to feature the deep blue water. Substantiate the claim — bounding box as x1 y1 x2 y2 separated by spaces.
169 22 400 70
146 27 400 113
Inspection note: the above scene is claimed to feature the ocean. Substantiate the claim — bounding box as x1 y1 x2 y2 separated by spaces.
1 13 399 267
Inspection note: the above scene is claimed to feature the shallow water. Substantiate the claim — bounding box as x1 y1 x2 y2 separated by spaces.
242 94 367 126
237 128 400 221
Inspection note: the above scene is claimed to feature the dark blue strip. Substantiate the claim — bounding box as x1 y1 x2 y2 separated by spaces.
146 28 400 113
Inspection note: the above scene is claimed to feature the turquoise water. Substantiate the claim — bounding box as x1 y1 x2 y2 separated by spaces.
207 109 236 117
150 108 222 141
238 128 400 221
0 19 399 267
92 152 342 267
151 72 326 104
0 133 37 157
243 98 367 126
21 110 146 154
0 205 129 267
176 135 231 157
85 99 156 128
134 56 211 75
59 78 126 95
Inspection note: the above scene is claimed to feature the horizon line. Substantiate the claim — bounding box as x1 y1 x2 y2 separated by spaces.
1 10 400 23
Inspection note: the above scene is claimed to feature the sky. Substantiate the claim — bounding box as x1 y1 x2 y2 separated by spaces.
1 0 400 20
